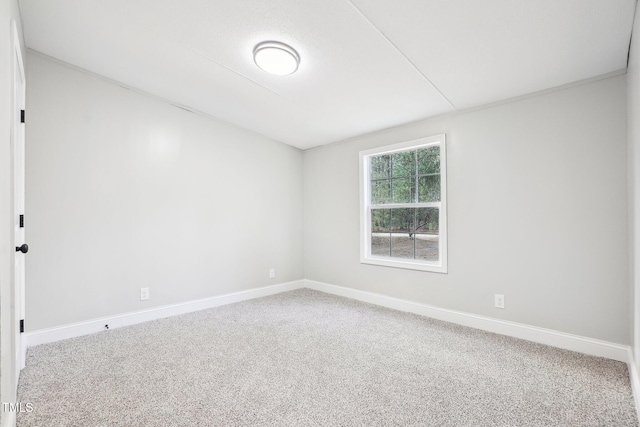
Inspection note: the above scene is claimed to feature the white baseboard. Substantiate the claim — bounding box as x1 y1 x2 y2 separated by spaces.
24 278 632 365
25 280 304 348
628 350 640 418
304 279 631 363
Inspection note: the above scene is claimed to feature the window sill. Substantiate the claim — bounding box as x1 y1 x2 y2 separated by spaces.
361 256 448 274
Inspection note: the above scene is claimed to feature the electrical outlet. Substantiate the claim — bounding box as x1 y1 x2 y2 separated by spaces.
140 287 150 301
494 294 505 309
269 268 276 279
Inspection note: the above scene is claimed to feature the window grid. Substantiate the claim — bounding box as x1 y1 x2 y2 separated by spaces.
360 135 447 273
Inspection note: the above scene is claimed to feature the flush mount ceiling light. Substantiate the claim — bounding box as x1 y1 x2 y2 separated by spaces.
253 41 300 75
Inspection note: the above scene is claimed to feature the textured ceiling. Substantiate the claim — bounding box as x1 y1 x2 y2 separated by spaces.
18 0 636 150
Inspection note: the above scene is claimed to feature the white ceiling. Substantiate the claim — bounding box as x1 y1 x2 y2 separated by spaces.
18 0 636 150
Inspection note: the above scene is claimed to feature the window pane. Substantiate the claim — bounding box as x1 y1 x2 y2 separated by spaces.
418 146 440 174
414 208 439 261
371 209 390 256
361 136 446 272
418 175 441 202
371 180 391 204
391 151 415 178
391 178 415 203
390 208 415 259
371 155 390 180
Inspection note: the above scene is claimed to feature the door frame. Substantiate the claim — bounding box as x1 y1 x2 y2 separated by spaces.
11 19 26 375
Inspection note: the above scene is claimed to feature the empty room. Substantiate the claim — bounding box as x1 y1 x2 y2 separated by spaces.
2 0 640 426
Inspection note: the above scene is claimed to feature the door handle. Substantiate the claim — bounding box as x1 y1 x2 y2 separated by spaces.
15 244 28 254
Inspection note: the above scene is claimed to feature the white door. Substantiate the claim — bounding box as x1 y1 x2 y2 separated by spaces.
12 21 26 372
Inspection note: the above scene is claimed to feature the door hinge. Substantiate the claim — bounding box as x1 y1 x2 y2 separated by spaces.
19 214 24 228
19 319 24 333
20 110 25 123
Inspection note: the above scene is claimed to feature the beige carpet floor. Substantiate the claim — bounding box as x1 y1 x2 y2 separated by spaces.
17 289 639 426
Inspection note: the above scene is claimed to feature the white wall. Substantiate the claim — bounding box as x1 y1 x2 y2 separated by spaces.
0 0 25 421
25 52 304 331
20 18 634 352
304 76 629 344
628 10 640 370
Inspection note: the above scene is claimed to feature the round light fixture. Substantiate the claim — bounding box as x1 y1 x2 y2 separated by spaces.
253 41 300 76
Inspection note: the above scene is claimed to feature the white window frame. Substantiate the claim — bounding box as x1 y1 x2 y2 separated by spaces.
359 134 447 273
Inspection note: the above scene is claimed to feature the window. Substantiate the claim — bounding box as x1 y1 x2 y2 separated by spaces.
360 135 447 273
